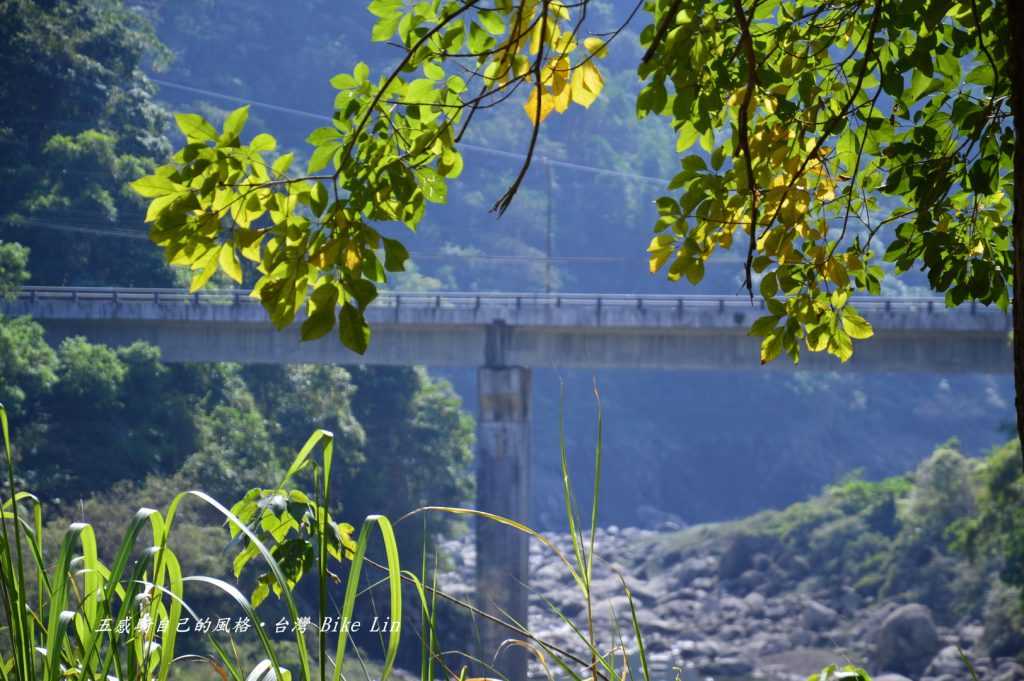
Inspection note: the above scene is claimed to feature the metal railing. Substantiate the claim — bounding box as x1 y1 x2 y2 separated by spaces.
13 285 987 315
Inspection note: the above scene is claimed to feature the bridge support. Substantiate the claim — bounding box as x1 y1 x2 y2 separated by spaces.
475 365 531 680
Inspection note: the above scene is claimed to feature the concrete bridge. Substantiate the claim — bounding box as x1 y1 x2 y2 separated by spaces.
5 286 1012 678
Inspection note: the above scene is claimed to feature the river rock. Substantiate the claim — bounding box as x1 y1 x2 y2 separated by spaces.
924 645 966 678
803 599 838 630
875 603 941 677
701 656 754 677
743 591 766 615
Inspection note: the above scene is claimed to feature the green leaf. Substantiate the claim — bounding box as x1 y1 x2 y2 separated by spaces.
189 247 220 293
307 128 340 146
175 113 217 143
405 78 436 102
830 328 854 362
308 143 341 174
218 245 243 284
423 61 445 81
367 0 403 18
348 279 378 310
675 122 699 152
841 307 874 340
130 174 181 198
250 133 277 152
418 168 447 203
330 73 357 89
272 152 295 177
749 315 778 337
479 11 505 35
222 105 250 140
338 303 371 354
760 332 783 364
300 290 338 341
310 183 329 217
144 191 185 222
372 14 402 41
382 237 409 271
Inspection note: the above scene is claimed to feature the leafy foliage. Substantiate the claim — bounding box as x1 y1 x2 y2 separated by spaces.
0 242 29 301
140 0 1012 367
0 0 174 285
640 0 1011 364
952 440 1024 595
132 0 618 352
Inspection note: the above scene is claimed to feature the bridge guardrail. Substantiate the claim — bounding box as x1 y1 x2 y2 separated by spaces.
13 285 996 316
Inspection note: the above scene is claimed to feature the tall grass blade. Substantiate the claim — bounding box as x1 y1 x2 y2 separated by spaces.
332 515 402 681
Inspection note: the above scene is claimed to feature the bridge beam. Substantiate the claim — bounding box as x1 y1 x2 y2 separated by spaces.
475 364 531 680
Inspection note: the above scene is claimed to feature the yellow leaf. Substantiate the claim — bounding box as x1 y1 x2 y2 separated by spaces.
826 259 850 287
647 235 675 273
583 36 608 58
553 79 571 113
311 239 341 268
523 85 555 124
815 178 836 202
549 1 570 20
550 58 572 113
344 246 362 270
779 189 810 225
570 67 596 107
529 19 543 54
581 60 603 94
727 86 748 108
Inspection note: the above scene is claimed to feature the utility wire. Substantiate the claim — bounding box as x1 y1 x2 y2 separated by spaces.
5 218 680 263
149 77 673 185
7 218 748 264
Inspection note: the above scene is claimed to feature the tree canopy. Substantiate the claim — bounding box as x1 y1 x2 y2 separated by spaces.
131 0 1021 443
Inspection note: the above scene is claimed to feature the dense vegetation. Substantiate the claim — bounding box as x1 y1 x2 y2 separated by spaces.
641 439 1024 659
0 0 476 537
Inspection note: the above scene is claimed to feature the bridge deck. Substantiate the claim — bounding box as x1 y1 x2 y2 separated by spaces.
5 286 1012 372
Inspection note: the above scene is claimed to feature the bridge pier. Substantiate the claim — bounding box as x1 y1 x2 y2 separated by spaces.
475 365 531 680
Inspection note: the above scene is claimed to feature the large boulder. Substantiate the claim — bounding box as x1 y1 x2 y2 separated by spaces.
802 599 838 630
874 604 941 677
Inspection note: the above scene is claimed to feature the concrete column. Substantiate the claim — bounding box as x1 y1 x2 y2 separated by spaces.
475 365 531 681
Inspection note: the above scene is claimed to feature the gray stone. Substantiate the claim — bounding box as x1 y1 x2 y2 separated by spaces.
925 645 966 678
744 591 766 616
802 599 838 630
738 569 768 591
874 675 913 681
676 556 717 582
875 603 941 677
994 662 1024 681
700 657 754 677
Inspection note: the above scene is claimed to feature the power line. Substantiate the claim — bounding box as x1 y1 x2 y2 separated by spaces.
8 218 749 264
6 218 748 264
149 77 672 185
3 219 623 260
